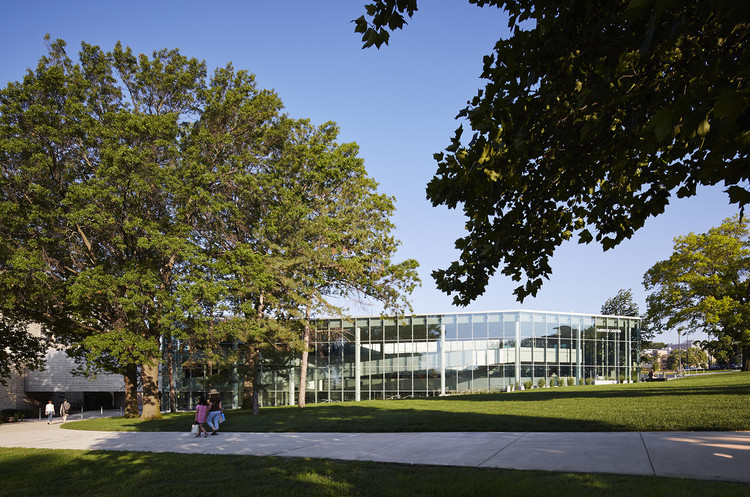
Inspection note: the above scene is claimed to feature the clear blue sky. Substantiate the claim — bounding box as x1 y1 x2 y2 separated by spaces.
2 1 740 343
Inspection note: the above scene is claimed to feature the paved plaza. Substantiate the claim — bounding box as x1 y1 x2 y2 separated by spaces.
1 416 749 483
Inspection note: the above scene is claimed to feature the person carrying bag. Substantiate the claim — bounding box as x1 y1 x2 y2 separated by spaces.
60 399 71 424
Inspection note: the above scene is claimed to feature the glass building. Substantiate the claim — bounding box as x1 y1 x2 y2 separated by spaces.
168 310 641 409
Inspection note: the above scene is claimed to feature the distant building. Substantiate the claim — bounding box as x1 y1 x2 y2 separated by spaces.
641 342 711 370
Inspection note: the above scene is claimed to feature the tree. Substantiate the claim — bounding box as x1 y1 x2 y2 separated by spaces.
179 64 301 414
644 217 750 371
0 37 419 412
0 37 207 418
355 1 750 304
266 123 419 408
601 289 640 317
0 319 48 386
697 336 742 367
192 113 420 410
665 347 709 370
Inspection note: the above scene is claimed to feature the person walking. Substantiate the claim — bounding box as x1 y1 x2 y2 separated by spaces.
59 398 71 424
45 400 55 424
194 396 209 437
206 389 223 436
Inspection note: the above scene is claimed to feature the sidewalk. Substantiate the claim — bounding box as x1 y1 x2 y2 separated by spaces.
1 419 748 483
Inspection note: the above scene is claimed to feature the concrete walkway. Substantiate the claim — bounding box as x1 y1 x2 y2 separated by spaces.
1 418 749 483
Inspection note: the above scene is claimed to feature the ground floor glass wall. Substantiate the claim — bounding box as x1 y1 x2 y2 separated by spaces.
260 311 641 406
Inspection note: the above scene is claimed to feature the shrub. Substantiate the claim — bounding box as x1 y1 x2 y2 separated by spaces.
537 378 546 388
523 380 533 390
1 409 17 422
567 376 575 386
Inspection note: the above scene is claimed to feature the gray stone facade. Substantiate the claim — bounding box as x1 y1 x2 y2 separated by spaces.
0 369 35 411
2 344 129 413
21 349 128 410
24 349 125 393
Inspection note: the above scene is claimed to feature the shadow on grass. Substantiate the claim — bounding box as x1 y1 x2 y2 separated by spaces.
424 373 750 402
0 449 366 497
423 384 750 402
65 410 612 433
4 448 747 497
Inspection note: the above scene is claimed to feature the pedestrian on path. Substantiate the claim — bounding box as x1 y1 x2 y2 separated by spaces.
60 398 71 424
45 400 54 424
194 396 208 437
206 389 223 436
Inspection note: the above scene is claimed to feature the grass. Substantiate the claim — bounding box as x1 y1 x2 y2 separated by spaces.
65 372 750 433
2 448 749 497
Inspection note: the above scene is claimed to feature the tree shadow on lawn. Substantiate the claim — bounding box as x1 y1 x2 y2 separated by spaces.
97 405 628 432
0 449 380 497
420 383 750 403
7 448 747 497
219 403 740 433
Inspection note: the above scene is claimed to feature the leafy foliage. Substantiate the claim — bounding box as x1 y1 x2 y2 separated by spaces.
665 348 709 370
0 320 48 385
643 216 750 371
697 335 742 367
0 38 418 413
0 37 208 417
601 289 640 317
356 0 750 304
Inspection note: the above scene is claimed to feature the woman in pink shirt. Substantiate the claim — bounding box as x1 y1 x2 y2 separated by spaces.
194 396 209 437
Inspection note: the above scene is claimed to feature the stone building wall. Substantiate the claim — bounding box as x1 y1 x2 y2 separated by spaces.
24 349 125 393
0 369 36 411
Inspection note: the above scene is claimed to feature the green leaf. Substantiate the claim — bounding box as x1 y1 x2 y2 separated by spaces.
726 185 750 206
697 119 710 137
650 108 673 142
714 90 744 122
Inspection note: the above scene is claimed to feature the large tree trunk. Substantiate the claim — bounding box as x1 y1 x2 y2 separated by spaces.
298 308 311 408
165 334 176 413
247 295 264 414
123 363 139 418
743 344 750 372
252 348 261 415
140 359 161 420
241 345 262 414
241 343 254 409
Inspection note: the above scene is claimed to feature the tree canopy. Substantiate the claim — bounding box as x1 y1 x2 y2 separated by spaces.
696 335 742 367
665 347 709 370
0 37 418 412
643 216 750 371
0 320 47 386
601 289 640 317
355 0 750 304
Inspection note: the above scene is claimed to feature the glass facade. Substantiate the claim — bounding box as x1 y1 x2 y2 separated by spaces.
164 310 641 409
267 310 640 407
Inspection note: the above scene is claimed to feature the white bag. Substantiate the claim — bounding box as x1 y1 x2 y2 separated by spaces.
191 423 199 435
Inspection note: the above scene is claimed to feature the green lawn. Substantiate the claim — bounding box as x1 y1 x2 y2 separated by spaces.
65 372 750 433
2 448 749 497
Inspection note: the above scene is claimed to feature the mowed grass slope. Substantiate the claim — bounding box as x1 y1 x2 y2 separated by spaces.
66 372 750 433
3 448 750 497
